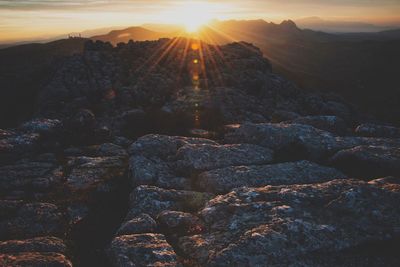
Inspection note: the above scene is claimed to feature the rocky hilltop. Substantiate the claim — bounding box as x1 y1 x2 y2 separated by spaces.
0 38 399 266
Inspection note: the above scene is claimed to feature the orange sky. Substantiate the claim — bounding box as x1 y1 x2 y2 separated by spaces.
1 0 400 42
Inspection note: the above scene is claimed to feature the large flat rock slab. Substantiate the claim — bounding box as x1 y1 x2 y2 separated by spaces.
109 234 181 267
179 179 400 266
176 143 274 173
197 160 347 193
225 123 400 161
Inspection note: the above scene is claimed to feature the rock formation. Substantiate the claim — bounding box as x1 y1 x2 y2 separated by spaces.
0 38 399 266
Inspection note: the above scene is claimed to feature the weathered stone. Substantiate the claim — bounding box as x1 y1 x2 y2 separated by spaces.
96 143 128 157
116 214 157 236
109 234 181 267
0 201 64 240
0 237 66 254
197 160 347 194
179 179 400 266
331 145 400 178
20 119 63 135
355 123 400 138
225 123 400 161
0 252 72 267
66 156 126 191
129 155 175 186
127 186 213 219
129 134 217 159
271 110 300 123
286 115 347 135
157 211 204 236
0 132 41 164
0 161 61 194
176 143 274 173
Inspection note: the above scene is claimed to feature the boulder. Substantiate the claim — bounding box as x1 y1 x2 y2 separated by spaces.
109 234 181 267
0 237 66 254
66 156 126 191
197 160 347 194
331 145 400 178
116 214 157 236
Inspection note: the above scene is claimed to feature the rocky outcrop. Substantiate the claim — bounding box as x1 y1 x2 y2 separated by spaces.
1 38 399 266
179 179 400 266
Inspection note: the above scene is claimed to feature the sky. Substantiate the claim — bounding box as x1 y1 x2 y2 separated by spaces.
1 0 400 42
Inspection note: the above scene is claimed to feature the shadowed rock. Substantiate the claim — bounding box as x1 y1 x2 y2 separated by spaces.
331 145 400 178
285 115 347 135
66 155 126 191
0 201 64 240
116 213 157 236
197 160 347 194
355 123 400 138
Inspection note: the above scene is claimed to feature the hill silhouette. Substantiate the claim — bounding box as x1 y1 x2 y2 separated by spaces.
1 20 400 127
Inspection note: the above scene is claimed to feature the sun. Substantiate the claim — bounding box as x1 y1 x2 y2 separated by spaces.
174 1 214 32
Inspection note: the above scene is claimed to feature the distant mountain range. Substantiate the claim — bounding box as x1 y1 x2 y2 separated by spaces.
295 17 394 33
0 19 399 126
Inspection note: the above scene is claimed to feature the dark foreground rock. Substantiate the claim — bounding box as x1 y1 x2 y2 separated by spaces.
179 179 400 266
